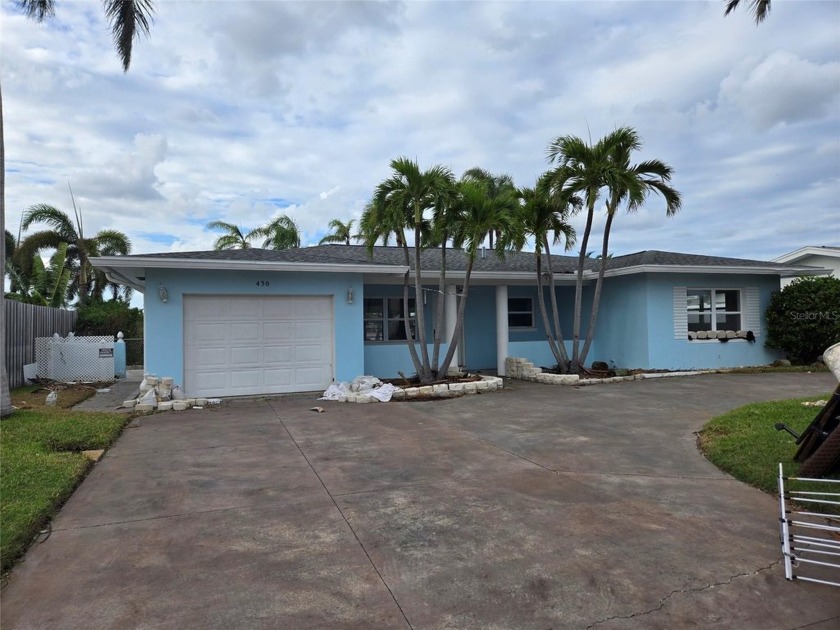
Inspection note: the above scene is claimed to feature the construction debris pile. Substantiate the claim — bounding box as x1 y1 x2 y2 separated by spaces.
122 375 220 412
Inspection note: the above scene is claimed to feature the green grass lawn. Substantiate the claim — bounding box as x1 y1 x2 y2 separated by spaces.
698 393 839 504
1 405 129 574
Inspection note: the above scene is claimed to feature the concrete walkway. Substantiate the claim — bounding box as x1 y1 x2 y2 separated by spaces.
2 373 839 628
72 375 141 413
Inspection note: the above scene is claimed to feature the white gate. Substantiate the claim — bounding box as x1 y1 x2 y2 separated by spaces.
35 335 115 382
778 463 840 587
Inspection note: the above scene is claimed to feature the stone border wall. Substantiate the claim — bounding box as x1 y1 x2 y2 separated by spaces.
505 358 715 386
342 375 504 403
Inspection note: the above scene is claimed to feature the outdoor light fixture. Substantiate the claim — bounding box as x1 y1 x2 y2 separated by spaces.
158 284 169 303
347 287 354 304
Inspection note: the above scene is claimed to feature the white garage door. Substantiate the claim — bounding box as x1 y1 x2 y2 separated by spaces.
184 295 334 397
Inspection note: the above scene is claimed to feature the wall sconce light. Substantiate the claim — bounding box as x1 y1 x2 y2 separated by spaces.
158 284 169 303
347 287 354 304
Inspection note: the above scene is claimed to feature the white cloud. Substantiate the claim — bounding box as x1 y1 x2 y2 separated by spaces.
1 0 838 314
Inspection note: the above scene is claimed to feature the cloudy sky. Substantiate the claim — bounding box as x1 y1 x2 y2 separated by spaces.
3 0 839 288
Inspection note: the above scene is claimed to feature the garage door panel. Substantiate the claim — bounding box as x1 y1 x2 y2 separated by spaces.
293 298 330 318
189 323 229 344
192 371 228 391
230 322 262 341
193 347 228 367
264 346 293 364
295 367 329 389
229 300 263 318
184 296 333 397
262 300 294 317
295 343 327 362
263 369 293 388
230 346 262 366
229 369 265 389
295 321 329 340
188 299 230 320
263 322 292 340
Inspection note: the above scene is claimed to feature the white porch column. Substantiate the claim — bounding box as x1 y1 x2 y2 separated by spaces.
444 285 458 357
495 284 508 376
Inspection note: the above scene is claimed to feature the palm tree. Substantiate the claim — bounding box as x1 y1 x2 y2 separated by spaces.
578 130 681 365
506 173 578 370
437 178 518 376
2 0 155 416
362 158 456 383
20 202 132 305
724 0 771 24
319 218 356 245
461 168 516 249
6 242 72 307
205 221 259 250
547 127 680 372
255 215 301 250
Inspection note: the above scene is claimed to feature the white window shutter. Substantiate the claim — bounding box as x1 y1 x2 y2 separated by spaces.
673 286 687 339
744 287 760 337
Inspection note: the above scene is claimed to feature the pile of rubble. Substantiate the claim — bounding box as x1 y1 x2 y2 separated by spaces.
122 375 219 412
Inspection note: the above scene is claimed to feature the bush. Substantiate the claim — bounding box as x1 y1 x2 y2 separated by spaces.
765 276 840 364
75 299 143 338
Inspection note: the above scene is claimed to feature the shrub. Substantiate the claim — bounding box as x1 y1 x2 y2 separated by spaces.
75 299 143 338
765 276 840 364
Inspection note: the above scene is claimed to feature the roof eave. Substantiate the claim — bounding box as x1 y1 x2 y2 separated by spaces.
90 256 409 276
600 264 830 278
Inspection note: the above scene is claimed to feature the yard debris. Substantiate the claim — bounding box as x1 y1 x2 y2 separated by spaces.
124 375 217 412
310 406 326 413
319 377 401 403
802 400 828 407
45 391 57 406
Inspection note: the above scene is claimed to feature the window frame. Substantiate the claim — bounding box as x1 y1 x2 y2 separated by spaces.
363 296 417 343
686 288 742 335
508 296 535 330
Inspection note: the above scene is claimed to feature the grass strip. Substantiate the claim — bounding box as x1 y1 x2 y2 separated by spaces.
698 394 839 511
1 407 129 574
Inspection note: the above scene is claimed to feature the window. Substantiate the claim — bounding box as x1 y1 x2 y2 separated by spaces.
508 297 534 329
686 289 741 332
364 297 417 341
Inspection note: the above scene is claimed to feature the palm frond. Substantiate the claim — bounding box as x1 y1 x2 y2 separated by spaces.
18 0 55 21
103 0 155 72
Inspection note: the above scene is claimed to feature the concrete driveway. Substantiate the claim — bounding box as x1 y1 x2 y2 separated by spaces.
2 373 839 629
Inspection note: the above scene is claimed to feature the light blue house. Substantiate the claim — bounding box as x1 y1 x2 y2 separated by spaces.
92 246 825 397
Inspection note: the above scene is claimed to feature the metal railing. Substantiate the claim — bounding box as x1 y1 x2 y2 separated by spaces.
122 337 144 368
778 463 840 588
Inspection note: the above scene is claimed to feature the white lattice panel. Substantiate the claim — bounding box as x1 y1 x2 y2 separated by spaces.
35 335 115 382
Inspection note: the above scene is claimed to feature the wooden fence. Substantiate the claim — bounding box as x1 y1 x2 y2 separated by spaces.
5 301 77 388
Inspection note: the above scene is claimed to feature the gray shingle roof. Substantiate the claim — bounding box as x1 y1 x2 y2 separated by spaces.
123 245 801 274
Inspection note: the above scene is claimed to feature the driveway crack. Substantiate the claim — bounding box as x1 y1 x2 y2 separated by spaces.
268 401 414 629
584 561 780 629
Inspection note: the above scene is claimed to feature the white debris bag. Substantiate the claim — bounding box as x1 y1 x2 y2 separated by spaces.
366 383 398 402
45 390 58 406
350 376 382 393
138 387 158 408
320 382 350 401
171 385 185 400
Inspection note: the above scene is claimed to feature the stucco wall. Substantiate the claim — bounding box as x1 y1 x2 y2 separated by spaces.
144 269 364 386
646 273 783 369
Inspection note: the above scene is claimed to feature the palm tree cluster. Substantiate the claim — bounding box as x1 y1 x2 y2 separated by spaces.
205 214 301 251
345 126 680 381
5 200 133 307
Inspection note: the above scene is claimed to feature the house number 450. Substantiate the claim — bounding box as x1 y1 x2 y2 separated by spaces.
256 280 270 287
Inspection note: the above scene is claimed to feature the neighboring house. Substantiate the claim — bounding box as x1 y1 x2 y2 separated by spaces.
772 246 840 287
91 246 828 398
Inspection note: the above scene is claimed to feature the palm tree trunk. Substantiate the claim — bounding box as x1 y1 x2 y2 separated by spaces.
534 247 563 365
0 81 11 417
413 220 432 382
399 236 423 376
439 257 474 377
543 236 571 369
430 236 447 374
571 194 596 373
579 203 617 366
